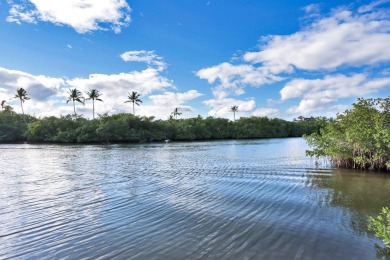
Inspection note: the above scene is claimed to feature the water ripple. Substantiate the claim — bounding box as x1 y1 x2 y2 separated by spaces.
1 138 389 259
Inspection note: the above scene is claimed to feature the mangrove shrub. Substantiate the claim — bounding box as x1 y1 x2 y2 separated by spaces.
305 98 390 171
1 111 327 143
368 207 390 249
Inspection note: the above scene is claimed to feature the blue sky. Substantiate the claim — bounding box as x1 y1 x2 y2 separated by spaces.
0 0 389 120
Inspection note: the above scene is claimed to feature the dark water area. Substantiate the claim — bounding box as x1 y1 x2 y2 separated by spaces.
1 138 389 259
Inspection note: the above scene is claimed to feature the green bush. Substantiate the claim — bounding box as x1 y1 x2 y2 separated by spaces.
368 207 390 248
305 98 390 170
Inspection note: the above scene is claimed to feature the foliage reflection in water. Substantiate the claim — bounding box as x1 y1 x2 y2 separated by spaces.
0 138 389 259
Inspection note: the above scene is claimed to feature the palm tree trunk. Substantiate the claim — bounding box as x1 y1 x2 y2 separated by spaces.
20 100 24 115
73 101 76 115
93 99 95 119
20 100 26 123
234 112 235 122
133 102 135 115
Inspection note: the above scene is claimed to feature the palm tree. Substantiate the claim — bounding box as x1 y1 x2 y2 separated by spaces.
66 88 84 115
125 91 142 115
86 89 103 119
1 100 6 110
1 100 12 112
14 88 30 115
172 107 182 119
231 105 238 122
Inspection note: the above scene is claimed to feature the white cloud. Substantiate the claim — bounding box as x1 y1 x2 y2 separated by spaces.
7 0 131 33
66 68 173 116
281 74 390 114
252 108 279 118
358 0 390 13
67 68 171 96
303 4 321 15
0 67 67 115
66 44 72 49
197 3 390 100
0 66 175 118
120 50 167 70
203 98 256 118
149 90 203 107
244 6 390 73
139 90 204 119
0 67 64 101
7 4 37 24
196 2 390 117
196 62 283 99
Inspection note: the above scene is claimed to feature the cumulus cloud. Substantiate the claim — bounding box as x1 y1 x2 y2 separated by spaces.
196 2 390 117
6 0 131 33
120 50 167 70
66 68 174 116
203 98 256 118
139 90 204 119
196 62 283 99
67 68 171 96
149 90 203 107
0 67 64 101
281 74 390 114
0 66 176 118
244 6 390 73
252 108 279 118
0 67 67 115
197 4 390 96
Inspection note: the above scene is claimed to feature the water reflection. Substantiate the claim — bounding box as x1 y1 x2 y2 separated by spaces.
307 168 390 249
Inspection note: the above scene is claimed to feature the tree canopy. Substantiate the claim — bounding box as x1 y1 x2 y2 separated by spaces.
305 97 390 171
125 91 142 115
66 88 84 115
0 110 325 144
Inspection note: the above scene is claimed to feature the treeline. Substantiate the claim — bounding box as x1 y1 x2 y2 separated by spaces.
0 111 327 143
305 97 390 171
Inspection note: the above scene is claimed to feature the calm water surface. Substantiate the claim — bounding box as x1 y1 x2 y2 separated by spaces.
1 138 389 259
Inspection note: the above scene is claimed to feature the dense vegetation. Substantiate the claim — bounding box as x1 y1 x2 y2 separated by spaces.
368 207 390 249
0 110 326 143
305 97 390 171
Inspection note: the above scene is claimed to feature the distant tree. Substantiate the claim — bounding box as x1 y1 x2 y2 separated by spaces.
172 107 182 119
231 105 238 122
66 88 84 115
86 89 103 119
1 100 6 110
1 100 13 112
3 105 13 112
14 88 30 115
125 91 142 115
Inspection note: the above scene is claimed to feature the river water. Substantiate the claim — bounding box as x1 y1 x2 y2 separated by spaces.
0 138 389 259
